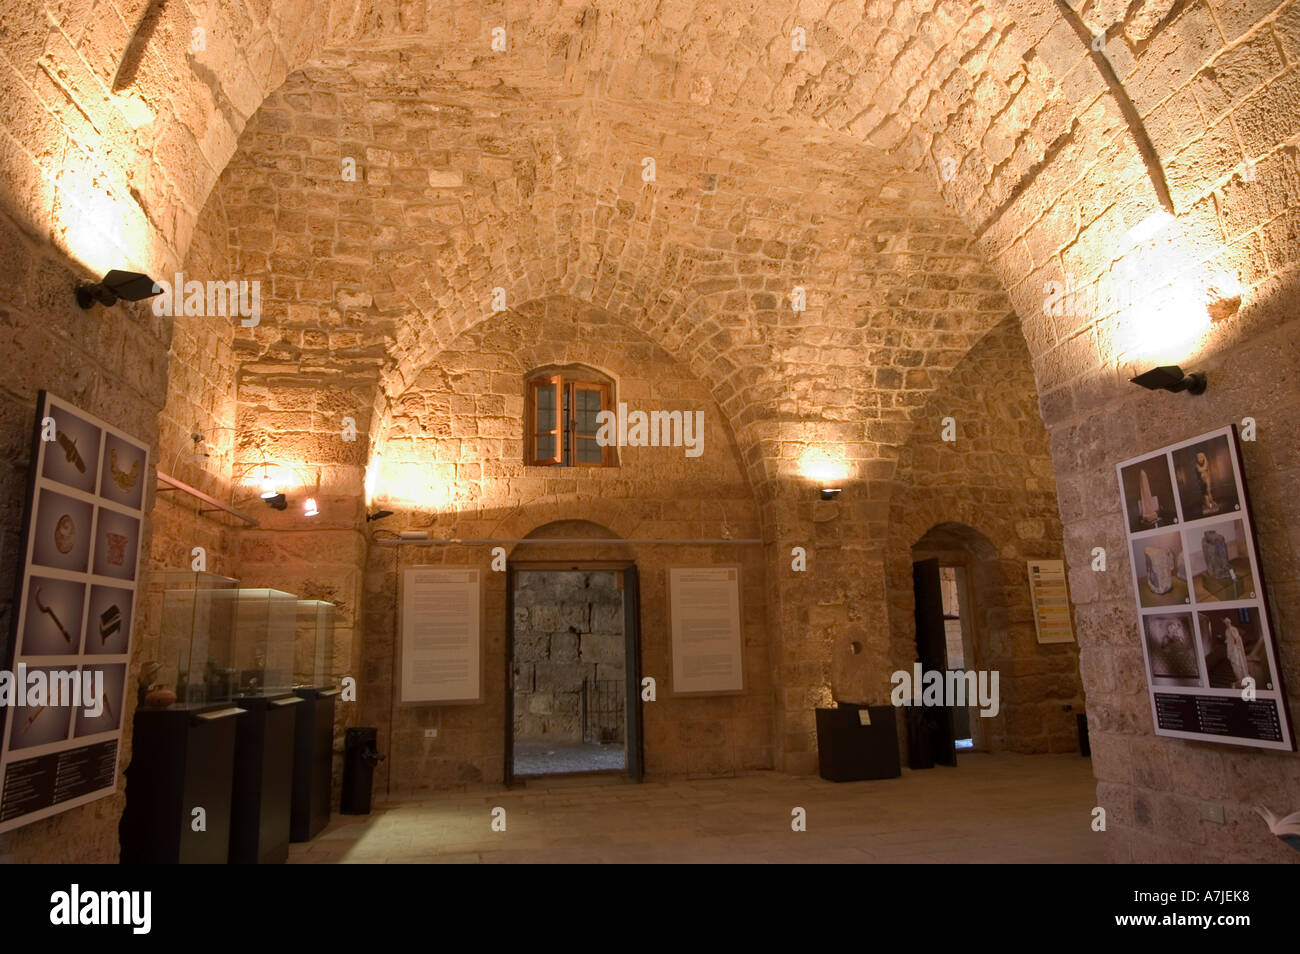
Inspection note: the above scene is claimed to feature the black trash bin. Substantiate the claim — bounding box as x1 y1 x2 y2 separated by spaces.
341 727 384 814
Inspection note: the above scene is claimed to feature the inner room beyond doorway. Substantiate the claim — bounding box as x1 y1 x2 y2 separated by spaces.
511 570 627 778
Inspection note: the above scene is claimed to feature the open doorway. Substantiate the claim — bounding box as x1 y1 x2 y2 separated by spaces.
939 565 978 750
506 566 643 781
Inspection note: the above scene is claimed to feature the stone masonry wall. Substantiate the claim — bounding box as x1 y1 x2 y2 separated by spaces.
0 217 171 863
360 299 771 793
512 570 625 745
887 315 1083 755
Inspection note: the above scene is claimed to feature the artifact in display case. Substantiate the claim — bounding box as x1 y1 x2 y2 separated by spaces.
294 599 337 689
233 588 297 696
122 571 241 862
156 570 238 706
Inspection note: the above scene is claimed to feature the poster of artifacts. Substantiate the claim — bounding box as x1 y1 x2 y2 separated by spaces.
399 567 482 704
0 392 149 833
1027 559 1075 644
1116 425 1293 750
669 567 744 695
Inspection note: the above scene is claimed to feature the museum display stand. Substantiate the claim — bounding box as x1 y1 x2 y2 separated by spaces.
120 571 242 864
229 587 301 864
290 599 339 842
815 703 902 782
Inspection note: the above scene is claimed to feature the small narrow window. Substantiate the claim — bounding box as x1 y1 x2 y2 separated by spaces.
526 369 614 467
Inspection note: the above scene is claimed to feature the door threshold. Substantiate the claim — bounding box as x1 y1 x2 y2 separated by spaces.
510 771 632 788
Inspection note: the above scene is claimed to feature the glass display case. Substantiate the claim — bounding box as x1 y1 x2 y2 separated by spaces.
294 600 336 689
158 569 238 705
232 588 297 696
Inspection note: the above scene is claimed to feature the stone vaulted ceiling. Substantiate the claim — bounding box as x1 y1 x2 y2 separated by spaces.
213 46 1014 493
10 0 1269 493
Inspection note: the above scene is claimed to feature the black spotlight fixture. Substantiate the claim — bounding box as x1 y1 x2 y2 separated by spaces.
75 270 162 310
819 488 842 501
1130 365 1207 395
366 509 394 522
263 493 287 511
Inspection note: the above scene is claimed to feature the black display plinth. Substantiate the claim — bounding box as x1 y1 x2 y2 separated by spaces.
290 687 337 842
229 692 301 864
815 704 902 782
119 702 242 864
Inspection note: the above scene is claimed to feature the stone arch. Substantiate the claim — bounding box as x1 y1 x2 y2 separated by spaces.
507 518 637 564
367 294 764 530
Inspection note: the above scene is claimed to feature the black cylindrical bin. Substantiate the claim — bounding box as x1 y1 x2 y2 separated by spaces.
341 727 384 814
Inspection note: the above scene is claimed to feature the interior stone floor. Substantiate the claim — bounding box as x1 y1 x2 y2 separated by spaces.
513 740 627 776
291 753 1103 863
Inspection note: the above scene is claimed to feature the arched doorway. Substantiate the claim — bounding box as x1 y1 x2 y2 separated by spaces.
911 522 1005 756
504 521 643 786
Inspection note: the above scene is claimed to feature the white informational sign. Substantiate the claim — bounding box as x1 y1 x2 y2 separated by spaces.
1116 425 1293 751
1028 559 1075 644
0 391 149 834
399 567 481 704
669 567 744 695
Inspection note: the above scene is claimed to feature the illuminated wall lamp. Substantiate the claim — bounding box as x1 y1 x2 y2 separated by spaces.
75 270 161 310
1130 365 1207 395
819 487 842 501
303 497 319 517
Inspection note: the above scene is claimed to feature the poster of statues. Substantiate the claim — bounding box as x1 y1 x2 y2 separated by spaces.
1116 425 1292 751
0 392 149 833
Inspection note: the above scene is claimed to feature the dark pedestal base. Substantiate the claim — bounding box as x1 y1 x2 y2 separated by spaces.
229 693 300 864
290 687 337 842
815 704 902 782
119 703 241 864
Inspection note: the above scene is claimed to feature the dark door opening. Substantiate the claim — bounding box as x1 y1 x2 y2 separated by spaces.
911 558 957 767
505 565 643 783
939 565 978 750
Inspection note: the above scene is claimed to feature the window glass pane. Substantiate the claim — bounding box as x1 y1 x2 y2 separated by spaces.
576 436 602 463
535 385 555 427
575 388 602 435
535 433 555 462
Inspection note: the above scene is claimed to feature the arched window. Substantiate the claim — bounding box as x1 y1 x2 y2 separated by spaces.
525 366 616 467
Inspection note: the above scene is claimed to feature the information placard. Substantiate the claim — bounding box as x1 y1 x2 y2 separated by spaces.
669 567 744 695
1028 559 1075 644
0 392 148 833
399 567 481 704
1115 425 1293 750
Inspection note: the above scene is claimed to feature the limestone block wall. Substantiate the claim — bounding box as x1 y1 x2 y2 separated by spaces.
968 3 1300 864
0 216 171 863
360 299 771 792
512 570 625 745
886 315 1083 755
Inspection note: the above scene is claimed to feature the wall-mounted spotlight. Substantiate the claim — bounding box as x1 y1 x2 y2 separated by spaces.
366 509 394 522
259 467 278 499
1130 365 1207 395
263 493 287 511
75 270 161 310
303 497 319 517
819 487 842 501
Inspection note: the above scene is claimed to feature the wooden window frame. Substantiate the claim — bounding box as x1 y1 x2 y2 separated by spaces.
525 371 615 468
569 380 612 468
527 374 562 466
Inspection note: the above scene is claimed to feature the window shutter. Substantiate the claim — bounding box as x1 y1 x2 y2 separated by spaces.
529 375 562 465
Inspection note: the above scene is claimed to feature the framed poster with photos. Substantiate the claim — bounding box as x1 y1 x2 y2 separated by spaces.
1116 425 1293 751
0 392 149 833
